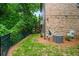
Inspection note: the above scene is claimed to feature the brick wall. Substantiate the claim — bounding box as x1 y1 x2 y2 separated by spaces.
44 3 79 36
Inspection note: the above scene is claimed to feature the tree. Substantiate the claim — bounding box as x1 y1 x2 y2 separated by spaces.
0 3 40 33
17 3 40 33
0 3 40 45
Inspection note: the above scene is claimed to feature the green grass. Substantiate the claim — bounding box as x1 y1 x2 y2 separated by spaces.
12 34 79 56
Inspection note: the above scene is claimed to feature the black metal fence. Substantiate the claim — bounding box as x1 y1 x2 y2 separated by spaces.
0 33 11 56
0 30 29 56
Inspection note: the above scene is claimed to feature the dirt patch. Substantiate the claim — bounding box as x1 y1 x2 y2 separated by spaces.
37 37 79 48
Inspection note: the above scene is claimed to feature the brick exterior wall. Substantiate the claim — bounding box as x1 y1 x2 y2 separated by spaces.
44 3 79 36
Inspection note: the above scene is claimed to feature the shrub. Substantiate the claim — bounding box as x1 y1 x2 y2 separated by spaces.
10 20 26 45
65 36 73 41
0 24 9 36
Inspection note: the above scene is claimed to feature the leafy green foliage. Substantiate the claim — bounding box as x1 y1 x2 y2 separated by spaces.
9 20 26 44
63 46 79 56
0 4 20 29
0 3 40 45
0 3 40 30
65 36 73 41
0 24 9 36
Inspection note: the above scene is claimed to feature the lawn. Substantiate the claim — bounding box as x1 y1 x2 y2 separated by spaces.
12 34 79 56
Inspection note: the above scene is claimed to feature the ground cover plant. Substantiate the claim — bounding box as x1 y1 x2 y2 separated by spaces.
0 24 9 36
12 34 79 56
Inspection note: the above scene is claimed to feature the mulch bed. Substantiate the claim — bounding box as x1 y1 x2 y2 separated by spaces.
37 37 79 48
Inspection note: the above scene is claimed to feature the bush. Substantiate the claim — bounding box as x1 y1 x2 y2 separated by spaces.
10 30 23 45
10 20 26 45
65 36 73 41
0 24 9 36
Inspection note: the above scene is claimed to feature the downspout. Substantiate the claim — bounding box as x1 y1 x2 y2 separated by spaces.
40 3 46 38
40 3 43 37
43 3 46 39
